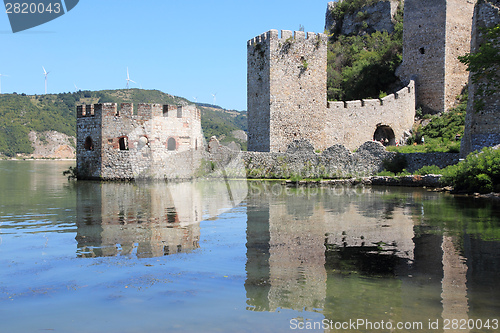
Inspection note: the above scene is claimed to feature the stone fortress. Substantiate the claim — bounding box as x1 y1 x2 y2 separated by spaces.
76 102 204 180
247 28 415 152
247 0 499 156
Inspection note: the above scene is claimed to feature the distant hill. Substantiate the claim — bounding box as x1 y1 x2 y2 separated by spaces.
0 89 247 157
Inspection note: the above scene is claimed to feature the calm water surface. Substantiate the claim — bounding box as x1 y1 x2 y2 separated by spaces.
0 161 499 333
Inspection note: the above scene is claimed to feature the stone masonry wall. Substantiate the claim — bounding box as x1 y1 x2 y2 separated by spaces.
327 80 415 151
240 139 459 179
461 0 500 157
77 103 204 180
397 0 475 114
248 30 329 152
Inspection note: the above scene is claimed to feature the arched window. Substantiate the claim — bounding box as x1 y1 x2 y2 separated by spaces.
84 136 93 151
373 125 396 146
167 137 176 151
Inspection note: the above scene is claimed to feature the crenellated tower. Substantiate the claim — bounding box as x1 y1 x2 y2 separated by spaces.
247 30 329 152
76 103 204 180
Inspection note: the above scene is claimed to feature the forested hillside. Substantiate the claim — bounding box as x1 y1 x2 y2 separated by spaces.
0 89 247 156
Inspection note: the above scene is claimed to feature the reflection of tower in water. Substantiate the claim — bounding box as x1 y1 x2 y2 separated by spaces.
76 182 203 258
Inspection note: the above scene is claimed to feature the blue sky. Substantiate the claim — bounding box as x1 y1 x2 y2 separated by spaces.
0 0 332 111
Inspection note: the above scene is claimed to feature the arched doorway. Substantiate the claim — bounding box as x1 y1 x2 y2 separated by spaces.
373 125 396 146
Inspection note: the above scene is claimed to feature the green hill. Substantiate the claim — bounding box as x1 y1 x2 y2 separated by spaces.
0 89 247 156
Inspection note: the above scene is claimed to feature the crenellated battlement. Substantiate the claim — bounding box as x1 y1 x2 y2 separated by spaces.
327 80 415 109
247 29 327 48
77 103 199 120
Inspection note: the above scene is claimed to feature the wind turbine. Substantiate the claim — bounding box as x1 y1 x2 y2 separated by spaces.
0 73 8 94
74 83 79 92
193 96 198 103
211 92 217 105
42 66 50 94
126 67 136 89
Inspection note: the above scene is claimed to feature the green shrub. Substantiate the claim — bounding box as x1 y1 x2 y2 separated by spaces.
441 147 500 193
414 165 443 175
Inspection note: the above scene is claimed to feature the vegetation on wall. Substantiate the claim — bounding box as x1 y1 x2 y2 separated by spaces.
387 92 467 153
326 0 404 101
0 89 248 157
458 23 500 111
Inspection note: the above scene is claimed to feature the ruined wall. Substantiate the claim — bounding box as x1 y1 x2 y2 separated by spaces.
247 30 329 152
461 0 500 157
77 103 204 180
327 80 415 151
397 0 475 114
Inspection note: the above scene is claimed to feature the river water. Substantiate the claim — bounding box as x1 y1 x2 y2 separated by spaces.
0 161 498 333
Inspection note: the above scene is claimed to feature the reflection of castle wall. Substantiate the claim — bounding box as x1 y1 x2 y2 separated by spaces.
325 204 415 260
246 186 418 313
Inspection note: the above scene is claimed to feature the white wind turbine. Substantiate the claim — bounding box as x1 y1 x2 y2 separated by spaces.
74 83 79 92
211 92 217 105
43 66 50 94
0 73 8 94
126 67 136 89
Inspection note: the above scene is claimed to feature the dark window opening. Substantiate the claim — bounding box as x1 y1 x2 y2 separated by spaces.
374 125 396 146
84 136 93 151
167 137 177 151
177 106 182 118
419 47 425 55
119 137 129 151
195 138 198 150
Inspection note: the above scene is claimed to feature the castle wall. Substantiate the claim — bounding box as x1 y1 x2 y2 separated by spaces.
247 31 272 152
76 103 204 180
327 80 416 151
398 0 475 114
461 0 500 157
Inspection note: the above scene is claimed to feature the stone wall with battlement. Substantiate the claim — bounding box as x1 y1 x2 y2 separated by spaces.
76 103 204 180
326 80 416 151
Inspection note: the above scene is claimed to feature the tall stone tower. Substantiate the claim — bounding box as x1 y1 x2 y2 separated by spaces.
397 0 475 114
460 0 500 157
247 30 329 152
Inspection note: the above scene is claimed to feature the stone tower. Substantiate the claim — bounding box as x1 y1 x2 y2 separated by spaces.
247 30 329 152
76 103 204 180
397 0 475 114
460 0 500 157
